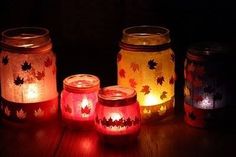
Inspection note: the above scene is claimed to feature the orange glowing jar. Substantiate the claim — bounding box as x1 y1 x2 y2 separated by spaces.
95 85 141 144
61 74 100 128
0 27 58 122
117 26 175 122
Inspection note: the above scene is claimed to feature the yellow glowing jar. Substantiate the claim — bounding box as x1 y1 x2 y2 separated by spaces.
117 26 175 121
0 27 58 122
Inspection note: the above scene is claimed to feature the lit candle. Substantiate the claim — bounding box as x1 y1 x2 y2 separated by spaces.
95 86 141 144
24 83 40 102
61 74 100 128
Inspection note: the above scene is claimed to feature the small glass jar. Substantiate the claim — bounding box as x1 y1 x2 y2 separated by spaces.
95 85 141 145
117 26 175 122
184 42 230 128
0 27 58 122
61 74 100 128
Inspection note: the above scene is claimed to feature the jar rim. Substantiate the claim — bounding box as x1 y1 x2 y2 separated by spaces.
63 74 100 94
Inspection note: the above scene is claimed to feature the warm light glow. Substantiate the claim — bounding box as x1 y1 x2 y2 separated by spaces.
198 96 213 109
26 84 39 101
144 94 160 106
110 112 122 121
81 97 89 108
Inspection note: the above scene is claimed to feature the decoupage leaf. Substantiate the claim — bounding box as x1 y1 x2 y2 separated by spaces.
119 69 126 78
34 108 45 117
44 57 53 67
81 106 91 114
16 109 27 119
129 78 137 88
157 76 165 85
160 91 167 100
130 62 139 72
169 76 175 84
141 85 151 95
14 76 24 86
117 53 122 62
35 71 45 80
21 61 32 71
148 59 157 70
2 55 9 65
4 106 11 116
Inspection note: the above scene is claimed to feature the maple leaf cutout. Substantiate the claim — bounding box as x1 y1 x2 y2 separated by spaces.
169 76 175 84
160 91 168 100
130 62 139 72
117 53 122 62
4 106 11 116
81 106 91 115
65 104 72 113
2 55 9 65
141 85 151 95
157 76 165 85
14 76 24 86
129 79 137 88
119 69 126 78
44 57 53 67
16 109 27 119
34 108 45 117
158 105 167 115
21 61 32 71
148 59 157 70
35 71 45 80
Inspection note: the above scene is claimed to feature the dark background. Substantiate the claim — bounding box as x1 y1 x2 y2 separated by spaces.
1 0 236 111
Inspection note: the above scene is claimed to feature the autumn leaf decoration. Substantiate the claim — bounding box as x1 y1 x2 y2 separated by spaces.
129 79 137 88
2 55 9 65
141 85 151 95
44 57 53 67
160 91 167 100
21 61 32 71
119 69 126 78
81 106 91 115
35 71 45 80
14 76 24 86
157 76 165 86
65 104 72 113
130 62 139 72
148 59 157 70
117 53 122 62
169 76 175 84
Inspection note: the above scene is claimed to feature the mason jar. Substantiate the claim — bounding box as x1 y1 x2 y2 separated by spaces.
0 27 58 122
117 25 175 122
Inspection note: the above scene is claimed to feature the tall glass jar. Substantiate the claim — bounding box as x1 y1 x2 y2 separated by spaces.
0 27 58 122
117 26 175 122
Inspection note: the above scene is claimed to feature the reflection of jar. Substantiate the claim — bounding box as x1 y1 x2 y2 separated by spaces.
95 86 141 145
117 26 175 122
0 27 58 122
61 74 100 128
184 42 230 128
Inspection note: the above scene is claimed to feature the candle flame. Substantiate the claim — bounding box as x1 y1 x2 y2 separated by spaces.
110 113 122 121
81 97 89 108
26 84 39 100
144 94 160 106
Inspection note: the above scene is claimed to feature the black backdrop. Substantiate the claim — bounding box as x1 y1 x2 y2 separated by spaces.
1 0 236 111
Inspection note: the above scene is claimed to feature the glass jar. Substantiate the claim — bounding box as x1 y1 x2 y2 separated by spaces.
61 74 100 128
117 26 175 122
184 42 230 128
95 85 141 145
0 27 58 122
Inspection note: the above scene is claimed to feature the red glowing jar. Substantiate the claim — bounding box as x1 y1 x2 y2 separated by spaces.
95 86 141 144
61 74 100 128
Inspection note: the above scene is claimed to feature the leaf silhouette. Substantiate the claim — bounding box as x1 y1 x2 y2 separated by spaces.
4 106 11 116
130 62 139 72
2 55 9 65
157 76 165 85
141 85 151 95
119 69 126 78
35 71 45 80
34 108 45 117
129 79 137 88
16 109 27 119
14 76 24 86
204 85 215 94
148 59 157 70
171 53 175 62
65 104 72 113
44 57 53 67
21 61 32 71
169 76 175 84
117 53 122 62
188 112 196 120
81 106 91 114
160 91 168 100
213 92 222 101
